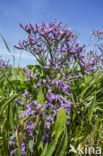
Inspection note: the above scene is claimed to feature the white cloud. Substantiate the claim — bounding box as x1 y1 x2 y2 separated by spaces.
0 48 35 60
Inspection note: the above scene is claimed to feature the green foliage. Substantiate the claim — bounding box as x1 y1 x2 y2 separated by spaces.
0 64 103 156
53 108 67 139
41 109 68 156
0 34 103 156
37 87 45 105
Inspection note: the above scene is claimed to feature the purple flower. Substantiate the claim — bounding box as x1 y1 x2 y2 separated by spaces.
10 150 15 156
46 121 51 129
22 90 29 98
9 140 14 146
47 115 53 121
23 67 31 81
48 103 54 109
14 98 23 106
33 70 39 80
0 57 11 69
21 141 26 155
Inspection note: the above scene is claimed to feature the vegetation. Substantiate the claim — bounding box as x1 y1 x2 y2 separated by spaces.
0 20 103 156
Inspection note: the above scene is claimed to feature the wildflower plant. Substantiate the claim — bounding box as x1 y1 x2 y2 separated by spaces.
8 20 98 155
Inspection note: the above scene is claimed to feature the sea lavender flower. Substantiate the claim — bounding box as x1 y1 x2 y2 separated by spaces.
14 98 23 106
0 57 11 69
21 141 26 155
23 67 31 81
15 20 88 75
22 90 29 98
9 140 14 146
10 150 15 156
33 70 39 80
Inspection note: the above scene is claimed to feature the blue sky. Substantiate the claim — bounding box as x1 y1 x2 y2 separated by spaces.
0 0 103 66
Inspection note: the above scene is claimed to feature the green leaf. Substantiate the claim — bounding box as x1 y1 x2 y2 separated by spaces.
55 130 68 156
41 109 67 156
29 139 34 152
15 148 19 156
11 80 28 89
96 107 103 112
0 94 18 116
83 93 96 139
0 32 11 55
37 120 44 146
2 118 8 155
54 108 67 139
9 103 14 132
88 95 96 123
45 139 58 156
40 143 48 156
37 87 44 105
0 98 7 107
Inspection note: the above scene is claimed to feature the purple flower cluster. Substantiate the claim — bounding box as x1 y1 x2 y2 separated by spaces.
10 66 73 154
0 57 11 79
22 89 29 98
0 57 10 69
91 30 103 69
91 30 103 40
15 20 87 71
23 67 31 81
14 98 23 106
9 141 26 156
15 20 97 77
